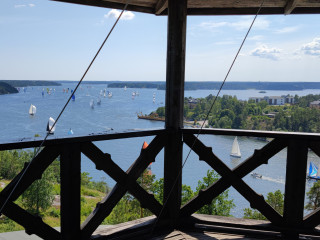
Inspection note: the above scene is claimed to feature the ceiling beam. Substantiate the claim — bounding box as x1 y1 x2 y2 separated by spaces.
51 0 154 14
284 0 298 15
155 0 167 15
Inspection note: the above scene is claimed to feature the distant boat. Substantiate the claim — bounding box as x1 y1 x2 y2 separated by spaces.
90 100 95 109
259 91 266 93
97 98 101 105
251 172 262 178
68 128 74 135
124 86 127 91
47 117 56 134
71 94 75 101
230 136 241 158
307 162 320 180
29 104 36 116
108 92 112 98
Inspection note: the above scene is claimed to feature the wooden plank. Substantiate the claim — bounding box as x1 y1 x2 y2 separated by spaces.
284 0 299 14
163 0 187 226
0 145 60 201
184 134 283 225
155 0 167 15
181 135 286 225
182 128 320 142
283 140 308 230
51 0 155 14
81 141 163 216
0 197 61 240
0 129 166 151
60 143 81 240
81 135 165 239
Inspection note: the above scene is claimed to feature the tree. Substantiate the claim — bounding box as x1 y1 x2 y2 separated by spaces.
305 181 320 210
21 166 55 216
243 190 284 220
195 170 234 216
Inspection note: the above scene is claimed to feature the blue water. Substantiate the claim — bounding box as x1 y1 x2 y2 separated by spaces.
0 82 319 217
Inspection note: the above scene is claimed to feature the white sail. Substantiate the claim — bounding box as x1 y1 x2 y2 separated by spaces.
47 117 56 134
90 99 95 109
29 104 36 115
230 136 241 158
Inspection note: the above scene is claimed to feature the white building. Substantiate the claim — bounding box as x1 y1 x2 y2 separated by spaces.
249 95 295 105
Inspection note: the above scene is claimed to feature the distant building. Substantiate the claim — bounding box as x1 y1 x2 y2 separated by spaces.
310 100 320 109
249 95 294 105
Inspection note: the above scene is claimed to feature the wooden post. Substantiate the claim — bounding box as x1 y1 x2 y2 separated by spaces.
283 139 308 239
163 0 187 227
60 143 81 240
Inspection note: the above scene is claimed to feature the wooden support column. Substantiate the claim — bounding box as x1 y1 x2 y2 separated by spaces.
283 139 308 239
60 143 81 240
163 0 187 227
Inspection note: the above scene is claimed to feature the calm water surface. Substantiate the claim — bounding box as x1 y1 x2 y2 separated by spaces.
0 83 319 217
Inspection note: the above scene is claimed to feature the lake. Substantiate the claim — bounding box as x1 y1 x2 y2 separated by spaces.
0 82 319 217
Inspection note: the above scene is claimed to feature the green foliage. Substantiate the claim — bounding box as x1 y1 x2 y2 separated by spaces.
195 170 235 216
151 94 320 133
81 172 110 193
243 190 284 220
305 181 320 210
0 150 32 179
21 165 55 216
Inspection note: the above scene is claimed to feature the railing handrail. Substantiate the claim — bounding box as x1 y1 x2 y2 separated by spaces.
0 128 167 151
183 127 320 140
2 127 320 151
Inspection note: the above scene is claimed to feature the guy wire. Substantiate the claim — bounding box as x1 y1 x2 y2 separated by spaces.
0 1 129 215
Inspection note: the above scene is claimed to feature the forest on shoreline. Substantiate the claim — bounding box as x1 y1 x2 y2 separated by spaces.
148 94 320 133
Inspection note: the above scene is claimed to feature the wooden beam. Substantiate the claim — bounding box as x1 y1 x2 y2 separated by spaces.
155 0 167 15
284 0 298 15
0 145 60 201
0 198 61 240
163 0 187 227
60 143 81 240
51 0 154 14
81 135 165 239
183 134 283 225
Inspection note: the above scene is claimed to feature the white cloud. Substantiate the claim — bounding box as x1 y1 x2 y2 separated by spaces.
14 3 35 8
275 26 299 34
198 17 269 32
300 38 320 57
104 9 135 20
250 45 282 60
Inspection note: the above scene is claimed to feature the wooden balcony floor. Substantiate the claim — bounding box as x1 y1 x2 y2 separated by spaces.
92 214 320 240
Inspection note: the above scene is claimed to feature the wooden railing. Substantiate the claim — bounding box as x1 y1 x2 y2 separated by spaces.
0 128 320 239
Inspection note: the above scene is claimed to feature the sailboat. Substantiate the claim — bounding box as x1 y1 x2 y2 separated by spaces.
46 117 56 134
307 162 320 180
29 104 36 115
230 136 241 158
90 99 95 109
97 98 101 105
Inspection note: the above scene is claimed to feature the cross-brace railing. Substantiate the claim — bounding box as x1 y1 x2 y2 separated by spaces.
1 128 320 239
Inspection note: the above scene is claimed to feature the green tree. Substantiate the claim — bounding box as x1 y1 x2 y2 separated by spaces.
21 166 55 216
195 170 234 216
243 190 284 220
305 181 320 210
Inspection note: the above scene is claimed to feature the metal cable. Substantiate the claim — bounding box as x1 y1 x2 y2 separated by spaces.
0 1 129 215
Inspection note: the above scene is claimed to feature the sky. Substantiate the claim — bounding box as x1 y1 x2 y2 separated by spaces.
0 0 320 82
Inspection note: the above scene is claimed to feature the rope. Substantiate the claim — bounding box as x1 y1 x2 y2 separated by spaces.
149 0 266 236
0 1 129 215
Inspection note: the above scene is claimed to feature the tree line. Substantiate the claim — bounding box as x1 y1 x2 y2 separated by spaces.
152 94 320 133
